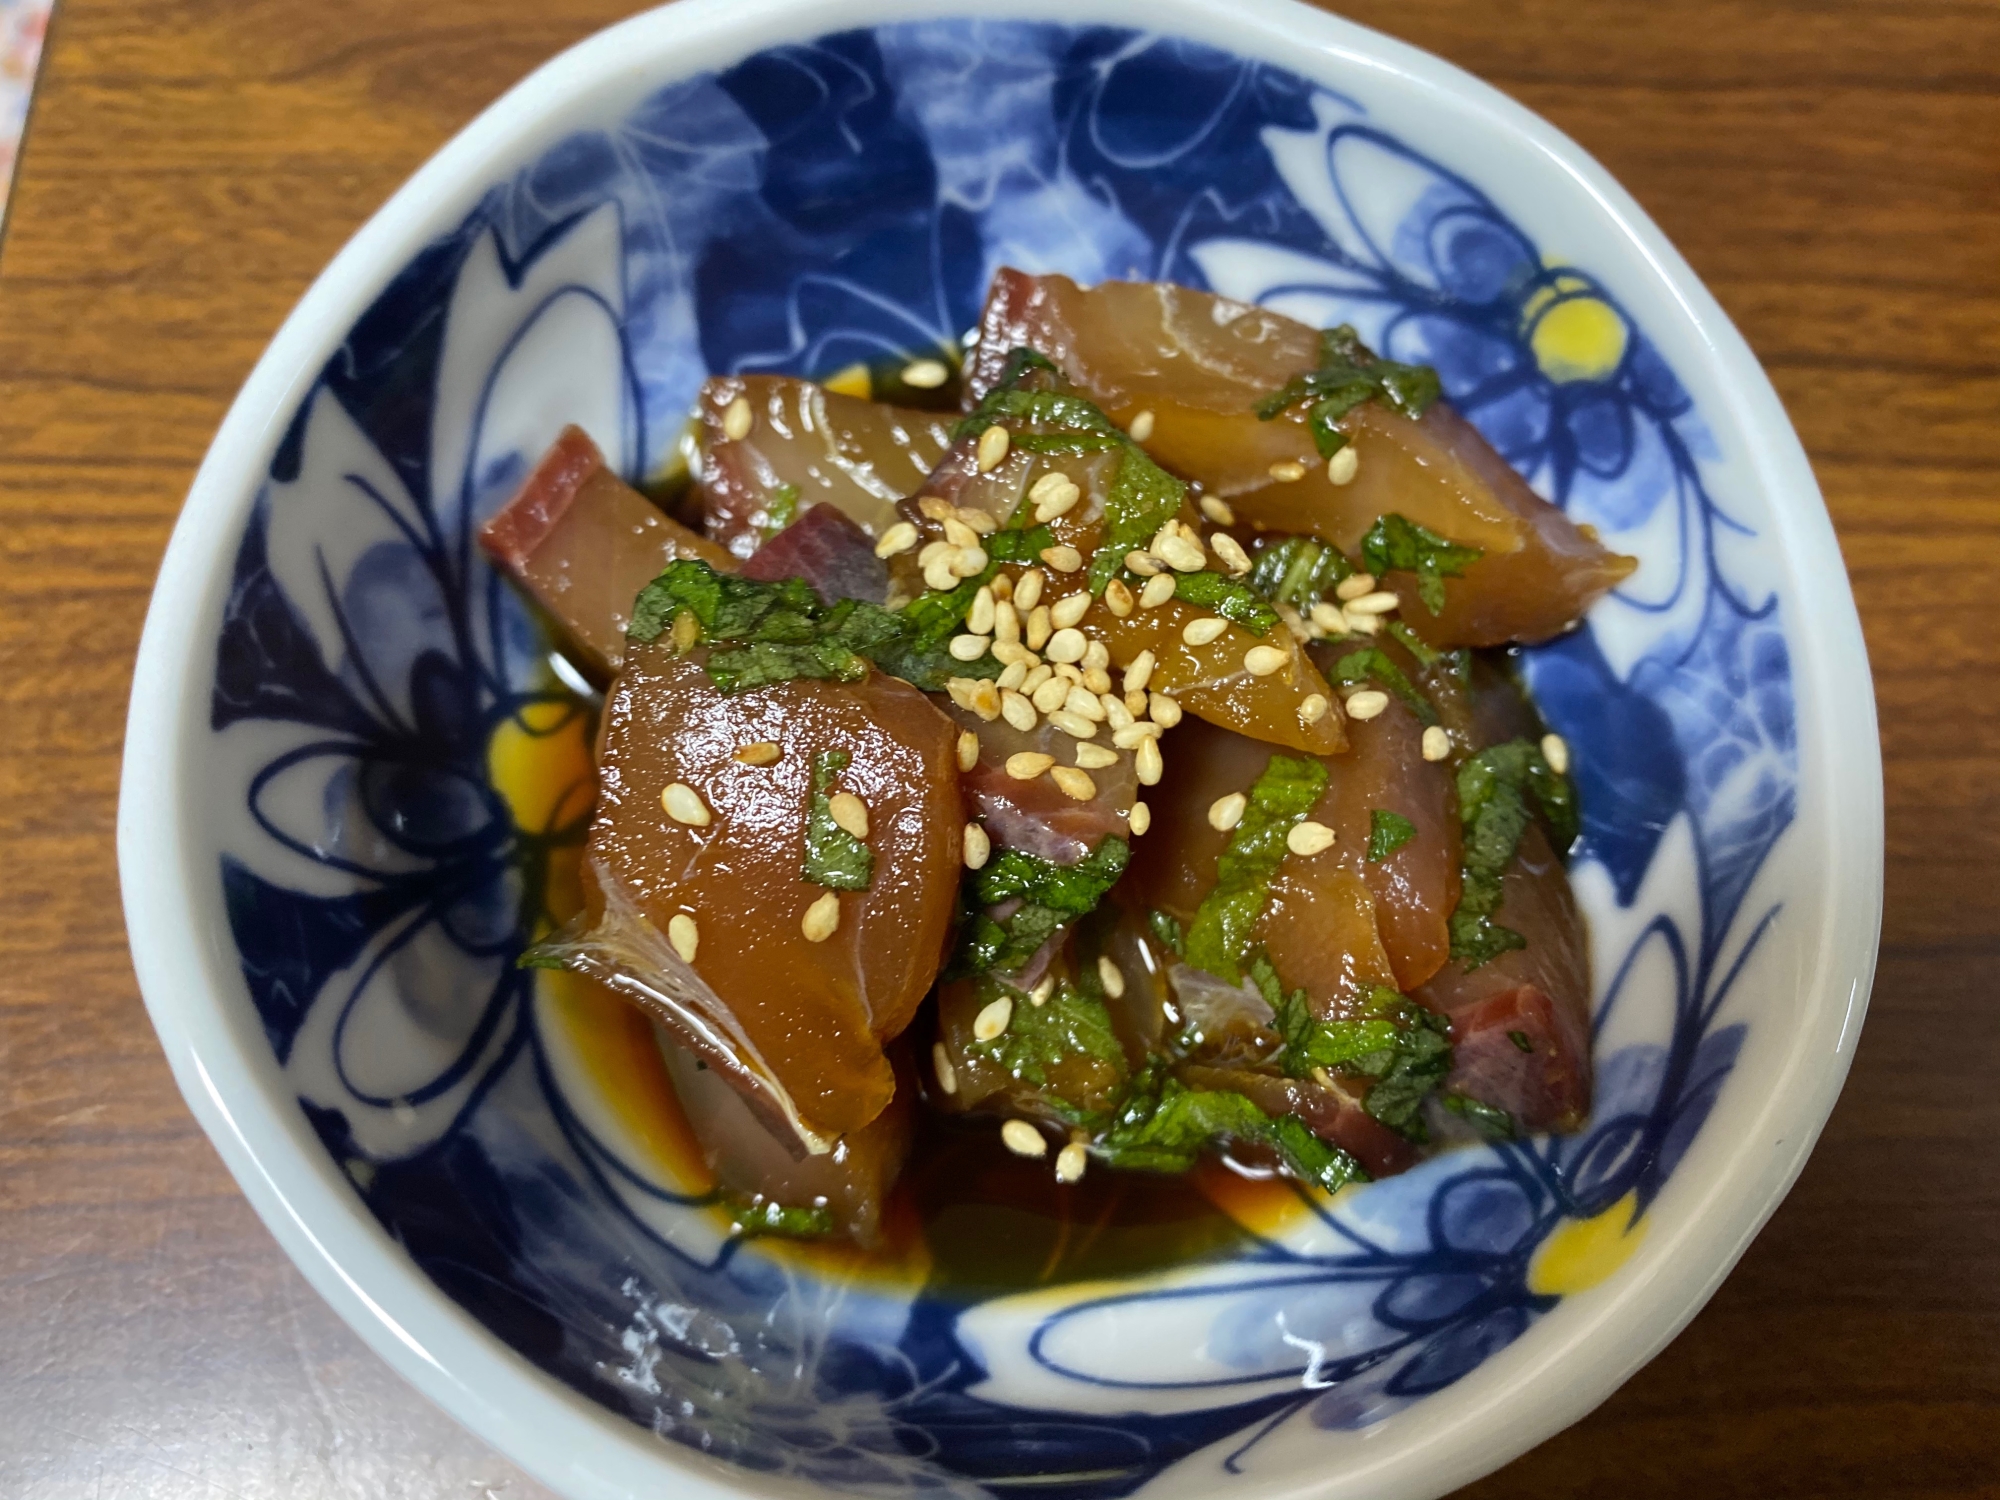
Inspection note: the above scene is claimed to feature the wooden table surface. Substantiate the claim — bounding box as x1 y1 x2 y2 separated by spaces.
2 0 1995 1495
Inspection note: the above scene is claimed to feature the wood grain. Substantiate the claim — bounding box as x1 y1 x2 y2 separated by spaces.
1 1 1994 1495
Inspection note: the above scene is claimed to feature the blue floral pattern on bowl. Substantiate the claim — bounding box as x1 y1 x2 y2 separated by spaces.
205 20 1794 1497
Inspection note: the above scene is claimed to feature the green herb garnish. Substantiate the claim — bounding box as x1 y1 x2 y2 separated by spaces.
1359 513 1484 615
759 482 800 540
1444 1093 1516 1142
1325 645 1437 725
1168 571 1278 635
1384 619 1442 668
1254 957 1453 1140
1508 1029 1535 1053
803 750 873 891
954 836 1131 975
1184 755 1329 985
1449 738 1578 969
967 975 1127 1098
1367 809 1417 862
1246 535 1353 612
1254 325 1442 457
1092 1060 1366 1194
725 1195 835 1240
1147 909 1186 958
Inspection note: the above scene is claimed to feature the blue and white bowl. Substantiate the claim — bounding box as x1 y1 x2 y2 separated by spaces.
119 1 1883 1496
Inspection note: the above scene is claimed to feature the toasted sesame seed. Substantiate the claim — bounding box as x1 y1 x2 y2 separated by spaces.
963 822 992 871
1006 751 1055 780
1136 572 1177 609
902 357 949 389
1112 723 1163 749
1542 732 1571 775
932 1040 958 1094
1199 494 1236 526
971 680 1002 718
959 507 998 535
1335 572 1377 602
943 516 979 549
668 913 700 964
1082 639 1110 672
1299 693 1330 726
923 556 960 592
1045 627 1088 664
1022 604 1052 651
1050 766 1097 800
1032 478 1082 522
974 994 1014 1042
1124 688 1149 716
919 497 957 522
1075 744 1119 770
917 538 951 567
1001 690 1038 733
874 520 919 558
967 585 997 635
1050 593 1091 630
1042 544 1083 573
1031 675 1070 713
801 891 840 943
1243 644 1288 677
1063 684 1107 722
1309 601 1345 635
671 609 701 653
1125 649 1156 693
1104 578 1134 618
1124 550 1163 578
1127 409 1156 442
1102 694 1134 730
1014 568 1045 610
1157 534 1208 573
735 741 781 766
1423 725 1452 762
1346 689 1390 721
975 425 1011 472
828 791 869 841
1208 792 1248 832
1001 1119 1047 1157
1269 460 1307 483
1183 616 1229 646
1022 663 1053 693
1135 735 1164 785
1345 590 1400 616
1287 820 1336 856
1048 709 1099 741
662 782 711 826
1328 446 1360 485
991 571 1014 601
1343 609 1382 637
997 653 1028 686
1028 469 1069 502
1211 533 1252 576
722 396 753 441
1054 1141 1088 1183
1129 800 1152 835
946 676 1001 721
949 544 989 578
1150 693 1183 728
1030 975 1056 1007
949 633 991 662
957 730 980 771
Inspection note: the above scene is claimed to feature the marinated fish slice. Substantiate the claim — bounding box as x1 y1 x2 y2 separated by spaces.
478 424 734 681
576 644 963 1145
945 698 1137 865
699 375 956 554
740 501 889 605
968 270 1633 645
932 957 1130 1132
1177 1064 1418 1180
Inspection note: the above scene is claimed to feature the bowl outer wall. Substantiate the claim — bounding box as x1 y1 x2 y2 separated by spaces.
116 0 1884 1497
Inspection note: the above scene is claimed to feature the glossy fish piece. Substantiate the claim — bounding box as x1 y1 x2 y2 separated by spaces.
699 375 956 555
570 643 963 1149
478 425 734 682
968 270 1634 646
740 501 889 605
1177 1064 1418 1180
944 698 1137 865
931 957 1129 1132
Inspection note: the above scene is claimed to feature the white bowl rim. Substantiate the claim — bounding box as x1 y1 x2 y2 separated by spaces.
117 0 1884 1497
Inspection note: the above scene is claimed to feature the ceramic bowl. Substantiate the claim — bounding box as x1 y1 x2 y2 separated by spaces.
119 0 1883 1496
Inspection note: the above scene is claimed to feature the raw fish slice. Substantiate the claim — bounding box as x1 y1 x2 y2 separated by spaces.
478 425 733 681
699 375 955 554
1177 1064 1418 1180
740 501 889 605
942 697 1138 865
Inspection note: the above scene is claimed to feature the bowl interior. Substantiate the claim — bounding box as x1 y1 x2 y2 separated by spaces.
145 9 1871 1500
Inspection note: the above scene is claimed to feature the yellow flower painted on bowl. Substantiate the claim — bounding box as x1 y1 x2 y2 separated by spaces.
1528 1191 1648 1296
1520 271 1630 385
487 690 596 930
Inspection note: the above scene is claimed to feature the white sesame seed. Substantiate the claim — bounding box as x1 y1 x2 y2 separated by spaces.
963 821 991 870
1082 639 1110 672
828 791 869 841
1102 694 1134 731
1048 710 1099 741
946 676 1001 721
1344 590 1400 616
1199 494 1236 526
1006 751 1055 780
1149 693 1183 728
1310 601 1346 635
1542 732 1571 775
976 425 1011 472
1346 689 1390 721
959 507 998 535
1423 726 1452 762
993 600 1022 647
1183 616 1229 646
902 358 949 389
956 730 980 771
949 633 991 662
874 520 919 558
1021 604 1052 652
1030 975 1056 1007
1001 1119 1047 1157
1046 627 1088 663
1032 479 1082 523
930 1040 958 1096
944 516 980 549
1243 644 1288 677
801 891 840 943
967 585 997 635
1014 569 1045 610
1127 409 1156 442
1328 446 1360 485
949 544 989 578
1138 572 1177 608
1299 693 1330 726
735 741 781 766
1343 609 1382 637
1022 664 1053 692
722 396 753 441
1050 766 1097 800
1124 550 1163 577
1129 800 1151 835
1042 544 1083 573
1055 1141 1088 1183
1125 649 1156 693
1157 534 1208 573
1050 593 1091 630
1336 573 1377 602
1031 675 1070 714
1287 821 1336 857
1124 688 1149 715
1112 724 1163 749
668 913 699 964
1210 533 1252 576
1075 744 1119 770
1095 954 1127 999
923 556 961 592
1135 735 1164 785
919 497 957 522
662 782 711 826
1208 792 1248 832
974 994 1014 1042
1104 578 1134 618
1063 684 1107 722
1269 460 1307 483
